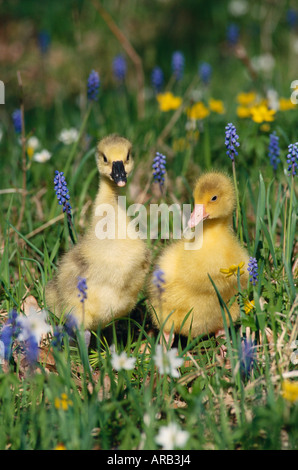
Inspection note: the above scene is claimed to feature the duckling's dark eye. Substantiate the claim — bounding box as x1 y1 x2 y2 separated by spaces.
211 195 217 201
102 154 108 163
126 151 130 161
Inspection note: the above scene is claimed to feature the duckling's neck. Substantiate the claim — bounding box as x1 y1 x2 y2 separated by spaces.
204 216 233 232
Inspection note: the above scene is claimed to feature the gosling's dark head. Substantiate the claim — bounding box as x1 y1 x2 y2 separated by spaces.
96 134 133 187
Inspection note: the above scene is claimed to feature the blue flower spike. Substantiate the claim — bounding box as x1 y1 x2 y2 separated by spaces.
152 152 167 192
87 70 100 101
247 257 258 286
225 123 240 162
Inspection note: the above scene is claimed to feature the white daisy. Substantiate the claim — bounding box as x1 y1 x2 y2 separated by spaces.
153 344 184 378
33 149 52 163
111 350 136 371
58 128 79 145
17 306 51 343
290 340 298 365
155 422 189 450
228 0 248 17
27 136 40 150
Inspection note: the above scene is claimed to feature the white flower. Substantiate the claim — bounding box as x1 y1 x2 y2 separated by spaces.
17 307 51 343
291 38 298 55
153 344 184 378
290 351 298 365
33 149 52 163
290 341 298 365
266 89 279 111
252 54 275 74
58 128 79 145
0 340 4 364
155 422 189 450
27 136 40 150
111 350 136 371
228 0 248 16
185 119 197 131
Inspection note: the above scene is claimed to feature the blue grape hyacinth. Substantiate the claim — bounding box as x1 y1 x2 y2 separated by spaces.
199 62 212 85
153 267 165 297
54 171 72 215
268 131 280 171
38 30 51 54
225 123 240 162
171 51 185 80
286 142 298 176
0 309 19 359
87 70 100 101
77 276 88 303
247 257 258 286
152 152 166 190
227 23 240 46
12 109 22 133
239 338 256 379
151 66 164 92
112 55 127 82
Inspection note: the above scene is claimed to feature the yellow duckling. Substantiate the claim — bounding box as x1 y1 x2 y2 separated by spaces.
46 134 150 331
149 171 249 343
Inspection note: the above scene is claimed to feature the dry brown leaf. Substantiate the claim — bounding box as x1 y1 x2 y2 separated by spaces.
21 295 40 315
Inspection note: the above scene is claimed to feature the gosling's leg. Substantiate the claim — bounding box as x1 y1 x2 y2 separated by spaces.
161 331 175 350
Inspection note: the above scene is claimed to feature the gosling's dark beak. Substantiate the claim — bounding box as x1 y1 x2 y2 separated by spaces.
111 161 127 187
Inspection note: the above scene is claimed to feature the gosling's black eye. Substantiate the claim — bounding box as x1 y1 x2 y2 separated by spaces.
102 154 108 163
127 151 130 161
211 195 217 201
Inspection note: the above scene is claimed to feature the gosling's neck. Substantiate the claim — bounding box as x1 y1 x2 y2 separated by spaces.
89 175 126 235
95 175 119 206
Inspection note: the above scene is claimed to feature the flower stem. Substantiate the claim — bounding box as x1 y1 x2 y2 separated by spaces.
232 160 243 244
204 120 211 170
286 174 294 266
63 102 92 178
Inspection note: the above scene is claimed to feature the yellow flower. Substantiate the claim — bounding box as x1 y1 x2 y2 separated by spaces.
157 92 182 112
172 130 199 152
260 123 271 132
244 299 255 315
55 393 73 411
186 101 210 120
172 137 190 152
186 129 199 142
26 136 40 160
237 106 252 118
279 97 296 111
250 104 276 123
237 91 257 106
281 380 298 403
54 443 67 450
209 98 225 114
220 261 245 278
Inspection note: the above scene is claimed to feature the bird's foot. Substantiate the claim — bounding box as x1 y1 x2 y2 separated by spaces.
161 331 175 350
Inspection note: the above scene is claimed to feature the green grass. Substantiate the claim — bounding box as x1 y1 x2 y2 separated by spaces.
0 0 297 451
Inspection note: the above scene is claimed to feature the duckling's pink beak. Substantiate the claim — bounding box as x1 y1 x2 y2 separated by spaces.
188 204 209 228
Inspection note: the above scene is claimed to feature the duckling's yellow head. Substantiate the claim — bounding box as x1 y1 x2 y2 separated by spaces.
189 171 236 227
96 134 133 187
